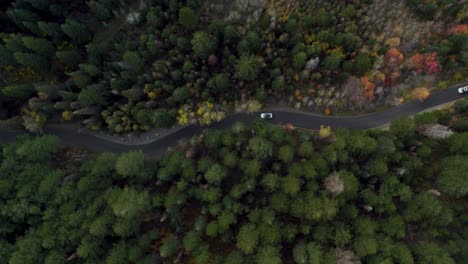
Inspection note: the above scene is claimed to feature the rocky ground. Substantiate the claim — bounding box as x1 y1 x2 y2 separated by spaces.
203 0 267 29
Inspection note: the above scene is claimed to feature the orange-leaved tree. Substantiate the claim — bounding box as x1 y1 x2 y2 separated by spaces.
407 53 425 74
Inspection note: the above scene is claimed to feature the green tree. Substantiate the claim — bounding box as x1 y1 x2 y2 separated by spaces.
269 192 288 212
160 235 180 258
183 231 201 252
21 36 54 57
106 187 149 218
15 135 60 163
2 83 35 99
262 173 280 192
205 221 218 237
312 8 331 26
115 151 145 178
14 52 49 71
8 233 42 264
69 71 91 88
135 108 154 126
343 4 356 18
236 54 260 81
56 50 80 68
354 218 377 236
207 73 230 94
413 243 455 264
390 117 416 139
344 55 372 76
391 244 414 264
414 111 438 125
334 224 352 247
272 76 285 91
346 132 377 157
217 210 237 232
293 52 307 70
340 170 359 198
61 19 89 44
446 133 468 155
323 53 342 70
293 242 323 264
89 1 112 21
0 44 15 66
80 63 101 77
89 215 113 237
278 145 294 163
122 51 142 67
437 156 468 197
255 246 282 264
237 31 262 55
365 156 388 176
179 7 197 29
76 237 101 259
249 136 273 160
293 242 310 264
304 196 338 221
170 86 189 104
225 251 244 264
299 141 314 158
151 109 176 127
112 215 142 237
78 84 107 106
354 236 378 257
281 175 301 196
381 215 406 239
240 159 261 178
236 223 259 254
37 21 62 37
44 251 65 264
204 163 228 184
146 7 162 27
106 242 128 264
2 34 27 52
122 87 144 101
191 31 215 58
223 151 238 168
403 193 442 221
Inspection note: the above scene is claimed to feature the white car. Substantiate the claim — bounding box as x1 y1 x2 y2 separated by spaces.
260 113 273 119
458 86 468 94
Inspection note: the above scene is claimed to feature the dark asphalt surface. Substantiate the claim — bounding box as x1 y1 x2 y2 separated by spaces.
1 83 466 158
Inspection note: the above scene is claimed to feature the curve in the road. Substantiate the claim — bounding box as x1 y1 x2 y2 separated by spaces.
1 83 466 157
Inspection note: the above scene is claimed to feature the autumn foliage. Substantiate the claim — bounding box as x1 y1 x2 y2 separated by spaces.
384 48 404 86
360 76 376 101
407 53 425 74
424 52 442 74
447 24 468 35
412 87 430 102
385 48 404 66
318 125 331 139
385 71 401 87
407 52 442 75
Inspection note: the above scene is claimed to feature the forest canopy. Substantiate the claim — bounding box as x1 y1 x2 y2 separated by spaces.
1 98 467 263
0 0 466 134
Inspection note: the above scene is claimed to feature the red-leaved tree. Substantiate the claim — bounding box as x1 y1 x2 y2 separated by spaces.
447 24 468 35
424 52 442 74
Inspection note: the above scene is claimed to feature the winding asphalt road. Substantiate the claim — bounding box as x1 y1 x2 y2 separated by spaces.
0 83 466 157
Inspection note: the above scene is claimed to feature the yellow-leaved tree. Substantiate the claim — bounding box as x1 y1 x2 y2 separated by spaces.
318 125 331 139
412 87 430 102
